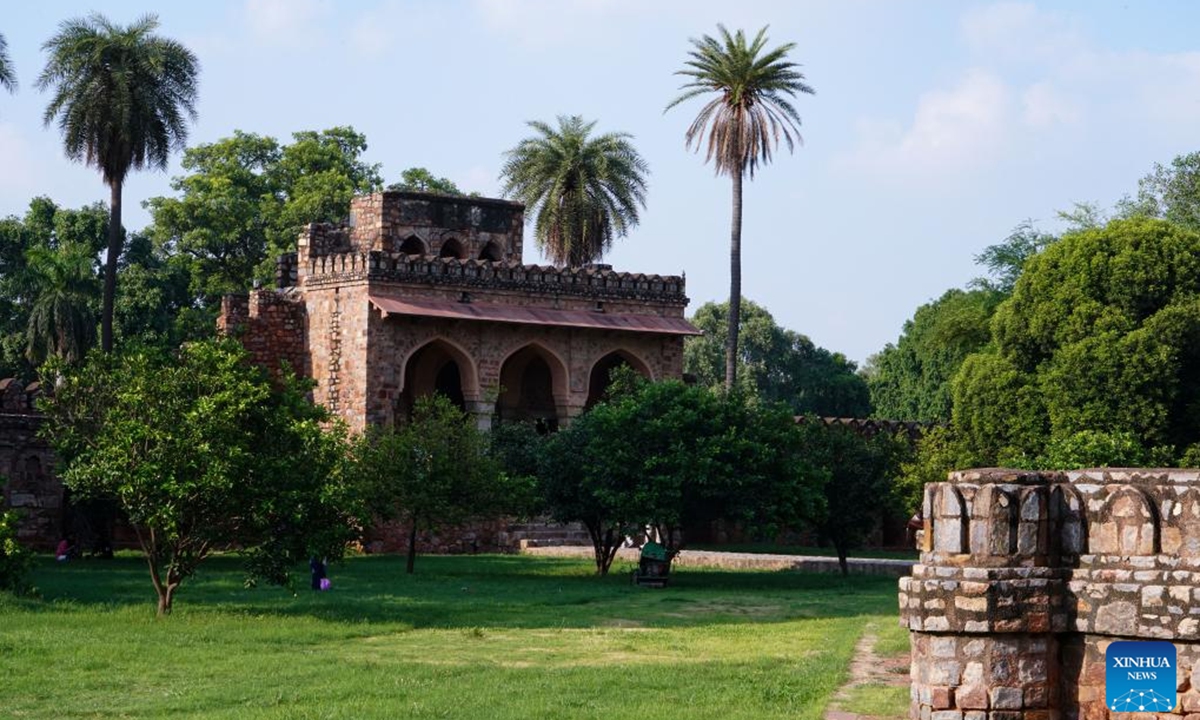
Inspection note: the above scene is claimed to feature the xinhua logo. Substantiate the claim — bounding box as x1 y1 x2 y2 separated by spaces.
1106 641 1177 712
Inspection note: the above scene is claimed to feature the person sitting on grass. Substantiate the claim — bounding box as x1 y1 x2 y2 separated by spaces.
55 536 75 562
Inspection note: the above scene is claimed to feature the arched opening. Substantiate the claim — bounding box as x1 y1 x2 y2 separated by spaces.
479 240 503 262
586 350 651 408
398 235 426 256
497 345 566 432
397 340 470 421
439 237 465 259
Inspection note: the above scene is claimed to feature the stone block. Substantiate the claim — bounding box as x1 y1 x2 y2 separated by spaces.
929 686 954 709
954 684 988 710
990 687 1024 710
930 712 962 720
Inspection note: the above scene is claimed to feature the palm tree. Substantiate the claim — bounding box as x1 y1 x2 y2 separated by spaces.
500 115 648 267
666 25 814 391
0 33 16 93
37 13 198 353
25 243 100 365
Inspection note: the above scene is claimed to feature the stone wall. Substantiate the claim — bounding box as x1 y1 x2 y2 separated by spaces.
0 380 60 549
900 468 1200 720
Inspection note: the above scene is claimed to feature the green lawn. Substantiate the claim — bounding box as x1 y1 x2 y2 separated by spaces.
687 543 918 560
1 553 904 719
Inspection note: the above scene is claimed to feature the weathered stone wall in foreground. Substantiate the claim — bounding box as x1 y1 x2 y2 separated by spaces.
901 468 1200 720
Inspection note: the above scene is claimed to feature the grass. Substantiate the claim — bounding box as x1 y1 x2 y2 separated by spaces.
687 543 918 560
2 553 904 719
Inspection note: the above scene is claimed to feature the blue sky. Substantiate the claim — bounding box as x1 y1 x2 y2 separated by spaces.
3 1 1200 364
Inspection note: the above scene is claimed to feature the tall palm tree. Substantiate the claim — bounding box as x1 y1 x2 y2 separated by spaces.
666 25 814 391
25 242 99 365
37 13 198 353
500 115 648 267
0 33 16 94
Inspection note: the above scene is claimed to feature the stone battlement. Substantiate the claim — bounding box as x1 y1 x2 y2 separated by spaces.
901 468 1200 720
0 378 41 414
298 251 689 306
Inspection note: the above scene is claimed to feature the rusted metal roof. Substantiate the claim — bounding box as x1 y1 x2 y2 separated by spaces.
368 294 701 335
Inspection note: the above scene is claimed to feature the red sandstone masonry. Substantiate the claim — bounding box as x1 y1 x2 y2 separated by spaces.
902 468 1200 720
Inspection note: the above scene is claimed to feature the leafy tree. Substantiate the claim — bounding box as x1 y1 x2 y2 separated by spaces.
540 375 824 575
38 13 199 354
866 288 1002 422
0 509 34 595
0 198 108 379
0 32 15 95
144 127 381 303
954 216 1200 465
686 299 869 417
1119 151 1200 231
667 25 815 391
39 339 357 615
113 233 196 348
970 220 1056 294
799 423 905 575
388 167 463 195
24 242 99 364
352 395 507 574
500 115 648 267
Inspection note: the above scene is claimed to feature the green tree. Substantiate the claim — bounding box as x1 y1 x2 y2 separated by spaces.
500 115 648 267
970 220 1056 294
540 375 824 575
799 423 905 575
24 242 99 365
0 198 108 378
388 167 463 195
144 127 381 303
667 25 814 391
0 32 16 95
39 339 357 615
1119 151 1200 231
954 216 1200 465
352 395 506 574
686 299 870 417
38 13 199 354
866 288 1002 422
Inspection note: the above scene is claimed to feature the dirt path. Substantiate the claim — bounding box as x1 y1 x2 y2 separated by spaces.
824 623 911 720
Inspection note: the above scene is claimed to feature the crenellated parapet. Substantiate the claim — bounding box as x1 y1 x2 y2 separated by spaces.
902 468 1200 720
297 251 689 306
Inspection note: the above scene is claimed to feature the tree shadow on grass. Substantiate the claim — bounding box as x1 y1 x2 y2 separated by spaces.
11 553 900 629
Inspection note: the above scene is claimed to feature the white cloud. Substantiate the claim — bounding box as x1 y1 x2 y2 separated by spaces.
243 0 330 46
837 69 1011 182
1021 81 1079 128
960 2 1083 64
472 0 643 48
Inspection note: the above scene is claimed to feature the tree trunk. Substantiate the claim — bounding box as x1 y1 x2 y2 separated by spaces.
725 167 744 391
406 522 418 575
835 538 849 577
102 180 123 353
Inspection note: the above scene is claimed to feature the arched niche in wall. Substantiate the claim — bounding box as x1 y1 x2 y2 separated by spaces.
932 484 969 554
479 240 503 262
585 349 652 409
397 338 479 421
1091 485 1158 556
1166 487 1200 558
1018 487 1048 556
438 237 466 260
496 344 569 432
398 235 426 256
1051 485 1088 557
971 485 1017 556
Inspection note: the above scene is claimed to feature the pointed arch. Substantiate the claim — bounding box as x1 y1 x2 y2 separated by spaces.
1091 485 1158 556
586 348 652 408
397 337 480 421
398 235 426 255
479 240 504 262
438 237 466 259
496 342 570 431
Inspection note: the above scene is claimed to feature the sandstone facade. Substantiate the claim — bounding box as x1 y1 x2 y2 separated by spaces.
901 468 1200 720
0 379 59 550
220 191 697 433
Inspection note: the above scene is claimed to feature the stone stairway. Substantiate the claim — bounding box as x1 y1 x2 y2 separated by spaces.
499 518 591 549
